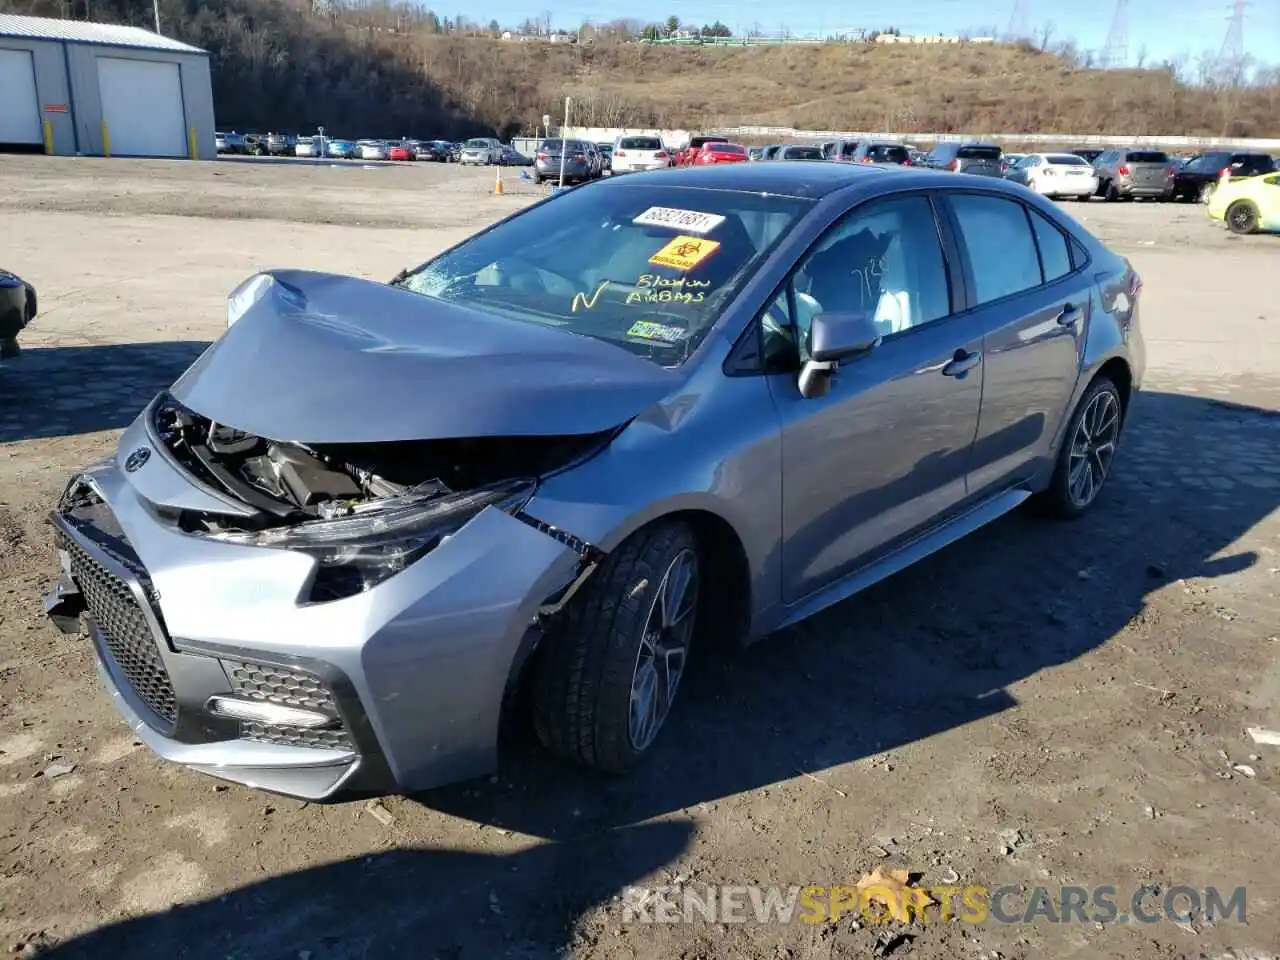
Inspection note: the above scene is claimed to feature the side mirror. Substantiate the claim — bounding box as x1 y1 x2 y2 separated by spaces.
798 312 882 400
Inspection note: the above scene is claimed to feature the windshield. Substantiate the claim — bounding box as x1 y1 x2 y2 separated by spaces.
957 146 1001 160
1045 154 1088 165
465 139 490 148
620 137 662 150
783 146 824 160
709 143 746 154
395 184 813 366
1126 151 1169 163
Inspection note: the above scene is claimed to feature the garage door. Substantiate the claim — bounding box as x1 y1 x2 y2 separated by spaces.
0 48 42 144
97 56 186 157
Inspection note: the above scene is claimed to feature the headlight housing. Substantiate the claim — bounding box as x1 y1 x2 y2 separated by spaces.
227 273 275 329
209 478 536 601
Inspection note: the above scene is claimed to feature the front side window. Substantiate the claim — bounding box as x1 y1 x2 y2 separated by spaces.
759 195 952 368
396 184 812 366
949 194 1042 304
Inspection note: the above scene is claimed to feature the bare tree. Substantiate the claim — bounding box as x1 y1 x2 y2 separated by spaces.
1135 44 1148 69
1036 21 1055 52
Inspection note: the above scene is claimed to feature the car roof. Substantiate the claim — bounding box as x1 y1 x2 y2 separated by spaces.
606 161 912 198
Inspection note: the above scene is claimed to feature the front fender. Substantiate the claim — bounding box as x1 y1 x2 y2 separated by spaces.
523 369 783 623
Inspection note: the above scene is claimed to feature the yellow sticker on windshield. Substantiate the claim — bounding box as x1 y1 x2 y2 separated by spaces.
627 320 687 343
649 235 721 271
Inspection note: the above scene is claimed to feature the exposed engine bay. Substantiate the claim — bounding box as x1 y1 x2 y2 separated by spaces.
150 393 614 533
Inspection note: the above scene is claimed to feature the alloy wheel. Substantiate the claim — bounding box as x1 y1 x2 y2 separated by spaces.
628 548 699 751
1067 389 1121 509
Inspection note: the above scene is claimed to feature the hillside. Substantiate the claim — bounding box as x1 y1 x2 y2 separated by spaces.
5 0 1279 139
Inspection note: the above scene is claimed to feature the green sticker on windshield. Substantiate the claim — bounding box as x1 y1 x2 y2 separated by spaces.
627 320 687 343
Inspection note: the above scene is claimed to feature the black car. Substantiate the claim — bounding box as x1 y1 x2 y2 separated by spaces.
849 141 913 165
0 269 37 360
923 142 1004 176
1070 149 1104 164
1171 151 1276 202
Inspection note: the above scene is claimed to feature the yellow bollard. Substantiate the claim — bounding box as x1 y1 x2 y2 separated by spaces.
494 164 504 195
42 119 53 155
101 121 111 158
188 125 198 160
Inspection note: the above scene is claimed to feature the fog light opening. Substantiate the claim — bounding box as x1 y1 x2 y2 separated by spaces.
206 696 335 729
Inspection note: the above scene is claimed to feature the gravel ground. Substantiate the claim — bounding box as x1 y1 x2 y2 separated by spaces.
1 155 1278 960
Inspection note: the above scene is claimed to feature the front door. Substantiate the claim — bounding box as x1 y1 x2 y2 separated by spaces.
766 194 985 605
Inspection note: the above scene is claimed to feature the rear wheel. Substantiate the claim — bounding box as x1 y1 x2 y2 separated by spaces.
1036 376 1124 519
1199 182 1217 204
532 521 701 773
1104 181 1120 202
1226 201 1259 235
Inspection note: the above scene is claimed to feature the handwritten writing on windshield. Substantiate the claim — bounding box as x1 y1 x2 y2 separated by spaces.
571 281 609 312
625 273 710 305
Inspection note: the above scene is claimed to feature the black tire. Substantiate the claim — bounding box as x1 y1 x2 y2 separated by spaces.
1225 201 1258 235
532 173 543 184
1036 376 1125 520
532 520 701 774
0 336 19 361
1104 181 1120 202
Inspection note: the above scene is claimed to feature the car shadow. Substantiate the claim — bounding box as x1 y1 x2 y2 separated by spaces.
417 389 1277 839
39 819 692 959
0 341 209 442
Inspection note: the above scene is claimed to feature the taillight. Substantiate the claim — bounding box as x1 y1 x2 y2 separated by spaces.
614 149 626 156
655 151 666 159
536 152 547 160
1130 271 1142 298
950 158 960 171
1117 164 1130 176
572 152 584 160
1218 166 1229 178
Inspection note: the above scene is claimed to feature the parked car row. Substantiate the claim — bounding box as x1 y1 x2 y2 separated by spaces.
217 132 468 163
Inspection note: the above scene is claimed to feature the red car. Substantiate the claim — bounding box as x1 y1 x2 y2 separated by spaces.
388 143 414 161
678 135 730 166
694 141 749 165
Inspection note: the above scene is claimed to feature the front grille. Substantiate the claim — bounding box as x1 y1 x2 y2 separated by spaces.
62 535 178 726
224 660 353 750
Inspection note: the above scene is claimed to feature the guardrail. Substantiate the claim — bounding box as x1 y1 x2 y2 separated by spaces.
718 126 1280 150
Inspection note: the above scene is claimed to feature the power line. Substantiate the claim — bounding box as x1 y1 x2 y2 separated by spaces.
1100 0 1128 67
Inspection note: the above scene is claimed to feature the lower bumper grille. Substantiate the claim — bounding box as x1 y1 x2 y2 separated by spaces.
61 534 178 726
225 660 353 750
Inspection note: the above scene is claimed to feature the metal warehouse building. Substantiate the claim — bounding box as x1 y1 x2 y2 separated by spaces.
0 13 215 159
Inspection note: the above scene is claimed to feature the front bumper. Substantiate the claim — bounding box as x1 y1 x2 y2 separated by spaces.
43 422 581 800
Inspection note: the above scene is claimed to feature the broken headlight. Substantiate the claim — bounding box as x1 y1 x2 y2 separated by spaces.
210 478 536 601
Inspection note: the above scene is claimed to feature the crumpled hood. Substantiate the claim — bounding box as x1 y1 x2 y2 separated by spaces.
169 270 681 443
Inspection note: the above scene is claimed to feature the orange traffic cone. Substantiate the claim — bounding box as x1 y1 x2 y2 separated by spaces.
494 165 504 195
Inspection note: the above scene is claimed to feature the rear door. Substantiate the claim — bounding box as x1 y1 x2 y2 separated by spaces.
939 191 1089 495
1125 150 1172 189
956 145 1003 176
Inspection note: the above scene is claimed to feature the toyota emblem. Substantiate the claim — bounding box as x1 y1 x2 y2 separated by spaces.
124 447 151 472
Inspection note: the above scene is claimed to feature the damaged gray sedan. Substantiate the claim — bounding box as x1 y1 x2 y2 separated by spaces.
44 163 1144 800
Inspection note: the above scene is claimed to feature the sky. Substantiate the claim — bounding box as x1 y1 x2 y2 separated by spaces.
465 0 1280 68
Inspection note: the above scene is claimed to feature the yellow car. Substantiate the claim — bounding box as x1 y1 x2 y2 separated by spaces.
1207 171 1280 234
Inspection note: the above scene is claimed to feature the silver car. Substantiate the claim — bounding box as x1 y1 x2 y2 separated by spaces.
45 164 1145 800
459 137 503 165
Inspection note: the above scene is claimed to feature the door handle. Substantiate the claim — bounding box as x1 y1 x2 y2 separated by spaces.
941 349 982 377
1056 303 1083 326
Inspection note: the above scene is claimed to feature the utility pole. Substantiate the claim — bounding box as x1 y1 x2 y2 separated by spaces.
152 0 161 33
1217 0 1248 67
1100 0 1128 67
1005 0 1031 40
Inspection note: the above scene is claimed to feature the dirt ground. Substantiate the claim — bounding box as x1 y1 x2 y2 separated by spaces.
1 155 1278 960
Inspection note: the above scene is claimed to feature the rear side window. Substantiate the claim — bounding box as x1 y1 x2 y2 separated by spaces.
957 146 1001 160
948 194 1042 304
1028 209 1072 283
866 145 909 163
1126 151 1169 163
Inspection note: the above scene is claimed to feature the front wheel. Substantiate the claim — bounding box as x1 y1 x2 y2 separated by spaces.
532 521 701 773
1226 201 1258 235
1036 376 1124 519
